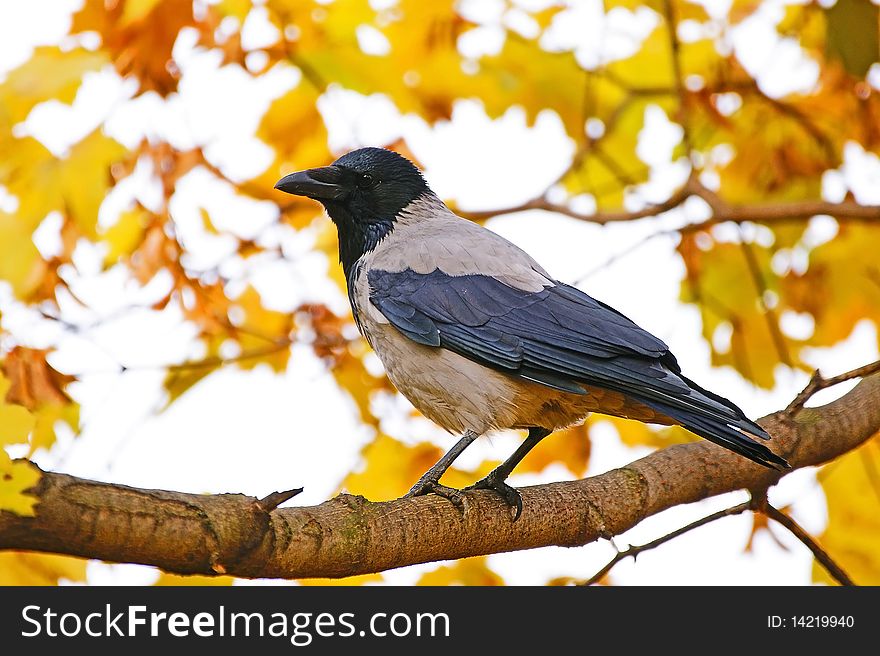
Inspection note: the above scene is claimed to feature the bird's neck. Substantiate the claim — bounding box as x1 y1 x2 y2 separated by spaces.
324 204 396 280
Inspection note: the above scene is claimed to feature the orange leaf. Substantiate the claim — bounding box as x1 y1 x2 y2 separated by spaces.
2 347 73 410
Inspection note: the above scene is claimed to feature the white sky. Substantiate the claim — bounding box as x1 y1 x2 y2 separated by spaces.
1 0 879 586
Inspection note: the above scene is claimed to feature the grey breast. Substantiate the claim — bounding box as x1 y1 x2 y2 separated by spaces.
347 195 565 434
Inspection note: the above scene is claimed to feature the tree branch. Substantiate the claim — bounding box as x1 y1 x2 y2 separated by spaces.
581 499 753 586
662 0 693 154
682 194 880 234
759 502 855 586
2 373 879 580
455 176 880 231
785 359 880 415
455 184 693 224
738 235 793 367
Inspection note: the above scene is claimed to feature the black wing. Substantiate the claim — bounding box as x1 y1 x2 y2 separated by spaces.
368 268 788 470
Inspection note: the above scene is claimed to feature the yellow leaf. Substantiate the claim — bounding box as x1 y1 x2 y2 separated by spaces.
814 440 880 585
154 572 235 586
0 349 78 454
0 552 88 586
0 130 127 294
163 365 219 406
782 223 880 349
606 19 675 90
547 575 589 586
314 220 348 297
217 0 252 21
679 235 802 388
120 0 164 26
59 130 129 239
417 556 504 586
778 3 826 53
0 47 106 128
0 372 36 445
531 3 567 30
285 0 473 123
691 73 845 204
677 0 711 23
233 286 293 372
343 433 498 501
679 37 721 80
312 339 382 447
561 98 662 207
257 83 330 187
279 197 324 231
101 207 148 266
518 423 590 478
162 340 223 407
596 415 695 450
330 348 383 427
299 572 384 586
728 0 764 23
480 36 597 137
0 458 41 516
0 215 44 298
199 207 219 235
30 402 80 456
0 403 36 445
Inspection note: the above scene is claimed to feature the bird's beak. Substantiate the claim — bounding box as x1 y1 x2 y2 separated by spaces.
274 166 348 201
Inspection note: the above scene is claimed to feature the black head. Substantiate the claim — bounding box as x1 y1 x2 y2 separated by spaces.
274 147 430 276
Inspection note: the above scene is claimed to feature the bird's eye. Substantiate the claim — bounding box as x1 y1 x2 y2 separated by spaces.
359 172 376 188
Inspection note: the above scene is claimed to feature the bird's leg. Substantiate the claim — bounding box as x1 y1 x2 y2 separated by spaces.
466 427 552 520
404 429 480 510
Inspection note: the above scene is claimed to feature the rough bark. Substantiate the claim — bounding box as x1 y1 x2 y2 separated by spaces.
1 374 878 579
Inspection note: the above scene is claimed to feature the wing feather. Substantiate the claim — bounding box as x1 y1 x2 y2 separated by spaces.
366 267 787 469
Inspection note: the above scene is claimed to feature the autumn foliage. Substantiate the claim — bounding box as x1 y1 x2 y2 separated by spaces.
1 0 879 585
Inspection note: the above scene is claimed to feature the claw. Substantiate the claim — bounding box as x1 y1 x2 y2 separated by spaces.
404 479 467 513
466 472 524 521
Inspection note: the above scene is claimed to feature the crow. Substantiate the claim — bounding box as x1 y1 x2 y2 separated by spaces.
276 147 789 519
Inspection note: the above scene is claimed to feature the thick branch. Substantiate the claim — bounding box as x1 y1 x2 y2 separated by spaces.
2 374 879 580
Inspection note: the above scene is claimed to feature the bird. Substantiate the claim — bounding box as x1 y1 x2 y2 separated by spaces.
275 147 789 519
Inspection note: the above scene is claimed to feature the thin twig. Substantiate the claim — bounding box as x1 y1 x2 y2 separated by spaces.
758 92 838 166
63 341 293 378
601 68 676 96
738 232 793 367
571 228 677 284
786 359 880 416
164 341 292 373
694 76 838 165
662 0 693 155
580 500 753 585
456 183 693 224
760 502 855 586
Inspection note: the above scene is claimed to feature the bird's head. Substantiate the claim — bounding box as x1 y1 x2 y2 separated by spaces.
275 147 430 276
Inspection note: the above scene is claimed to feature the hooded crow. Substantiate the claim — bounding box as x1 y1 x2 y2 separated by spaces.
276 147 789 519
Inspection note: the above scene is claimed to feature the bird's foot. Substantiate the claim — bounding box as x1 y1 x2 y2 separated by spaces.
404 478 467 513
465 471 523 521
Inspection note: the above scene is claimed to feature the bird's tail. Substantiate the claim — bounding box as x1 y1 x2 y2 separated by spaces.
633 374 790 470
